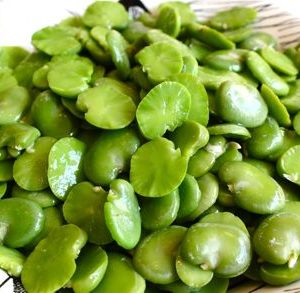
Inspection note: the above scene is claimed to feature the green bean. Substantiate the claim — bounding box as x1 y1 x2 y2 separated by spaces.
0 160 13 182
181 55 198 75
260 260 300 286
0 182 7 198
188 149 216 178
180 221 251 277
146 29 193 57
140 189 179 230
175 255 213 288
253 212 300 266
267 129 300 161
0 122 40 151
32 64 49 89
217 185 236 207
63 182 112 245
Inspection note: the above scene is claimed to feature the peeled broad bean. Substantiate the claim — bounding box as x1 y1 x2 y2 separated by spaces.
246 117 284 159
104 179 141 249
84 128 140 186
3 1 300 290
170 120 209 158
77 81 136 129
215 80 268 128
0 198 44 248
93 252 145 293
0 86 31 124
140 189 179 230
253 212 300 266
31 26 82 56
82 1 129 29
133 226 187 284
21 224 87 293
71 245 108 293
0 246 25 277
186 173 219 221
169 73 209 126
130 137 188 197
136 81 191 139
219 161 285 214
209 7 257 30
136 42 183 83
180 221 251 278
0 123 40 151
13 137 57 191
63 182 112 245
177 174 201 221
246 51 289 96
31 90 78 138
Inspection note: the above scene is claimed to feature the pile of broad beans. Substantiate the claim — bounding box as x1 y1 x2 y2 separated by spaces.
1 1 300 292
